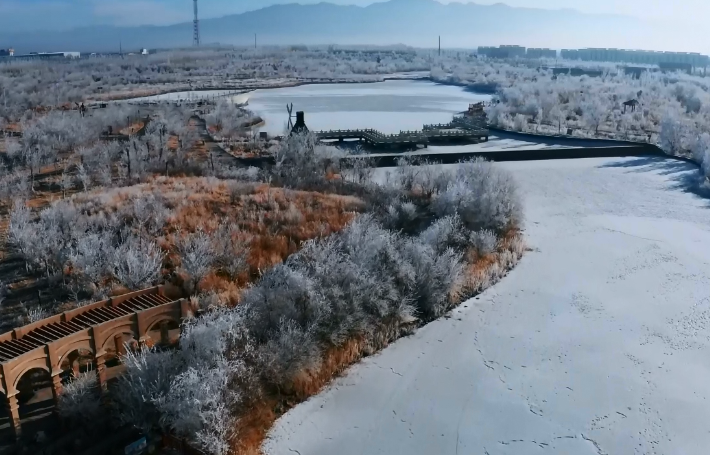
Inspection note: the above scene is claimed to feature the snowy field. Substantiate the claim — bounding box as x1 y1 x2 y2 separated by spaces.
264 157 710 455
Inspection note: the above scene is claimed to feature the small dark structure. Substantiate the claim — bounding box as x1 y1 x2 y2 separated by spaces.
659 61 693 74
290 111 309 135
624 66 648 79
543 67 603 77
623 99 640 113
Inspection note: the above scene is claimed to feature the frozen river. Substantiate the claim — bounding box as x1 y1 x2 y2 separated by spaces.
264 157 710 455
246 79 492 136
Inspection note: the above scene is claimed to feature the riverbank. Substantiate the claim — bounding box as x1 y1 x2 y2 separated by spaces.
265 156 710 455
93 72 431 104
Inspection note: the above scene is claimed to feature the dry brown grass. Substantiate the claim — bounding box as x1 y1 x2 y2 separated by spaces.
230 229 525 455
72 176 366 303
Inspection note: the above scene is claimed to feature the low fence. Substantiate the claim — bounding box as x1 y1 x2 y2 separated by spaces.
487 126 649 148
342 144 667 168
231 144 669 169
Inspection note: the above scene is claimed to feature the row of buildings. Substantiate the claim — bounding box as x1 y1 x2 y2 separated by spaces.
560 48 709 69
477 45 709 73
477 45 557 59
0 51 81 62
0 48 153 63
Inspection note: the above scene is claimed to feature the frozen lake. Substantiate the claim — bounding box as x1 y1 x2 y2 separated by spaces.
121 89 249 104
265 157 710 455
246 80 492 136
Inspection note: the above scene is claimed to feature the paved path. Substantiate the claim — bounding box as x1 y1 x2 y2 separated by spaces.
264 157 710 455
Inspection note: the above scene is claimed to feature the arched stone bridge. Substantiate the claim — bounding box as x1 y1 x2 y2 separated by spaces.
0 286 194 438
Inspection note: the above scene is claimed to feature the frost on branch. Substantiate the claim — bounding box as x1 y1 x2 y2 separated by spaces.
112 235 164 290
57 371 102 426
431 159 522 233
175 228 216 293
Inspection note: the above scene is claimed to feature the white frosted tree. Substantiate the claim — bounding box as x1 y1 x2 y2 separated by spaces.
659 114 687 156
112 235 164 290
175 229 216 293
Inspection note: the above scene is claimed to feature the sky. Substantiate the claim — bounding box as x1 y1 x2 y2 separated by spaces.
0 0 707 44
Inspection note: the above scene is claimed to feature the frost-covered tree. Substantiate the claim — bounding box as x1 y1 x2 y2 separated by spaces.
431 159 522 232
659 113 687 155
175 229 215 292
57 372 102 426
112 235 164 290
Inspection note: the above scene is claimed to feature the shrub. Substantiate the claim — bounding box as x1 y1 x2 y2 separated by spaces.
114 347 182 434
113 235 164 290
255 318 321 390
213 222 251 280
431 159 522 232
418 214 467 254
286 237 374 345
273 132 344 188
175 229 216 293
57 371 102 426
402 240 464 320
470 229 498 256
380 197 420 234
338 216 416 322
241 264 328 344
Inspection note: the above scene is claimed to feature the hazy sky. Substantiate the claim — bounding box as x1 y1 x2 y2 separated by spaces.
0 0 706 37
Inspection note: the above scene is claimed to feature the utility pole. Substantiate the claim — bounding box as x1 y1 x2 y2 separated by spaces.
193 0 200 46
438 36 441 57
255 34 257 50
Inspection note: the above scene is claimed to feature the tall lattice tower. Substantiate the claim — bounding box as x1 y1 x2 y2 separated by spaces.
193 0 200 46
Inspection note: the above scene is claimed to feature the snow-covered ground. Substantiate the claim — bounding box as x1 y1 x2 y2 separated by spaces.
264 157 710 455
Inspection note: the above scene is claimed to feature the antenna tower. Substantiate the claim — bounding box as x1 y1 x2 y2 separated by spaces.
193 0 200 46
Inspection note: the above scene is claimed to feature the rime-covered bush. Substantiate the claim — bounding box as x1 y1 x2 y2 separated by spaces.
242 264 328 344
381 197 420 234
57 372 102 426
175 229 216 292
113 235 164 290
68 229 116 297
205 99 257 139
470 229 498 257
93 132 524 454
431 159 522 232
273 132 345 189
337 216 416 321
212 222 251 279
114 347 183 434
401 240 464 320
418 214 468 254
256 319 322 389
117 308 259 454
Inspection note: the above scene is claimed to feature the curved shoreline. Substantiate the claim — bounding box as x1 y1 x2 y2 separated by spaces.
94 73 433 104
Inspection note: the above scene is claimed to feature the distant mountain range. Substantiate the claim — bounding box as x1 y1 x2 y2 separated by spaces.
0 0 663 54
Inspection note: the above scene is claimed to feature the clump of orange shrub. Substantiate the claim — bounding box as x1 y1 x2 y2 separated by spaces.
70 175 365 303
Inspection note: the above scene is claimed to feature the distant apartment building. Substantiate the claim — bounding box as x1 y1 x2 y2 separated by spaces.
5 51 81 62
0 48 14 57
478 45 526 59
526 48 557 59
561 48 709 69
499 45 526 58
478 45 556 59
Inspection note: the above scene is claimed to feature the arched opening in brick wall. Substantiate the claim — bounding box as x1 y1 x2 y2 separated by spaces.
16 368 51 405
58 349 95 383
146 318 181 347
